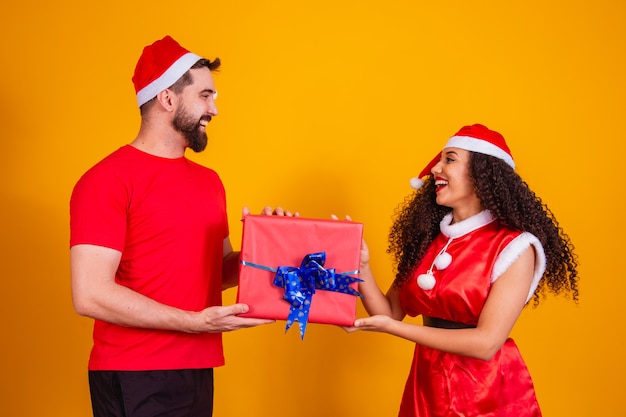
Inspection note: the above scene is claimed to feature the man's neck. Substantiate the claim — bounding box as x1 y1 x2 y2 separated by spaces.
131 124 187 159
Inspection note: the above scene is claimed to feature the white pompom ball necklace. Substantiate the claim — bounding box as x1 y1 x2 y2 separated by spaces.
416 238 454 290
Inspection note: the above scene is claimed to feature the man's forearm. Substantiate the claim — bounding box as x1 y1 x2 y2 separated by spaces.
222 250 241 290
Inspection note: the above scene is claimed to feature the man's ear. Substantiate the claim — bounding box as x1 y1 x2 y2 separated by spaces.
155 89 176 112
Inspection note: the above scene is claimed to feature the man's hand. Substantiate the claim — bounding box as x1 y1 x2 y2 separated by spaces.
188 303 274 333
242 206 300 218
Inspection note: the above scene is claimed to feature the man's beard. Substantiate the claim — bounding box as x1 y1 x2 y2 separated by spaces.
172 104 211 153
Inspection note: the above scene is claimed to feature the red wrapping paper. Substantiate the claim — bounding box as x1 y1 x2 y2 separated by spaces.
236 215 363 326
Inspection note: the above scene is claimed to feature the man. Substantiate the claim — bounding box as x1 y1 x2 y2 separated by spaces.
70 35 283 417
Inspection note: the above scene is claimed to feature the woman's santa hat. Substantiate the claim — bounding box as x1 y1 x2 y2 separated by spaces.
132 35 202 107
409 124 515 189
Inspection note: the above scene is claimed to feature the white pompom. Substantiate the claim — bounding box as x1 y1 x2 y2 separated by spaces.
417 273 436 290
410 177 425 190
434 252 452 270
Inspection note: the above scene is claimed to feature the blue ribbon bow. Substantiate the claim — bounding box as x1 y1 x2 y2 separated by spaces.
242 252 362 339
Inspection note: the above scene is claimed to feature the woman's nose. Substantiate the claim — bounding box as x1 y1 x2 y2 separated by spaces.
431 160 442 174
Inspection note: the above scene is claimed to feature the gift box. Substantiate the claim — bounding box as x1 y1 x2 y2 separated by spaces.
236 215 364 338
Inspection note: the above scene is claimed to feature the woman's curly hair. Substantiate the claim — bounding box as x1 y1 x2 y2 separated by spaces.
388 152 579 306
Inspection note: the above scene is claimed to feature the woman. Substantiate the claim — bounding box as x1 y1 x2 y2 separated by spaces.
350 124 578 417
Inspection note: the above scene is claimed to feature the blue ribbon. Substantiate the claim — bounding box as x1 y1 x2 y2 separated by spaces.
241 252 363 339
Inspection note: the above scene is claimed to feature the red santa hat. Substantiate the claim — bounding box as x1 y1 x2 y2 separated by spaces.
410 124 515 189
132 35 202 107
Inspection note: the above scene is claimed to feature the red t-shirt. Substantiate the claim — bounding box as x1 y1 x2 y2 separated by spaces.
70 145 228 370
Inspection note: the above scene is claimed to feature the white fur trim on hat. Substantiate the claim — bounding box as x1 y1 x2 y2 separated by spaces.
136 52 201 107
491 232 546 303
445 135 516 169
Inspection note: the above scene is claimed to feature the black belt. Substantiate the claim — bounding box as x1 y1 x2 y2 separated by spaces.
422 316 476 329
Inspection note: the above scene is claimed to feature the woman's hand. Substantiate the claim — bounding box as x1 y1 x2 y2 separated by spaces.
331 214 370 267
358 237 370 268
344 315 395 333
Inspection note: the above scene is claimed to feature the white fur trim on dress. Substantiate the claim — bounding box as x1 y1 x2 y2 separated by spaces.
439 210 496 238
491 232 546 303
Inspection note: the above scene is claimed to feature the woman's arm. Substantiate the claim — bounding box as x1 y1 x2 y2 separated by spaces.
357 239 406 321
351 245 537 361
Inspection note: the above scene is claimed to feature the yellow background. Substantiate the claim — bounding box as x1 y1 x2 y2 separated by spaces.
1 1 624 416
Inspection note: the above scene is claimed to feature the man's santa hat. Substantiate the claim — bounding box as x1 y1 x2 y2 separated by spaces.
409 124 515 189
132 35 202 107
